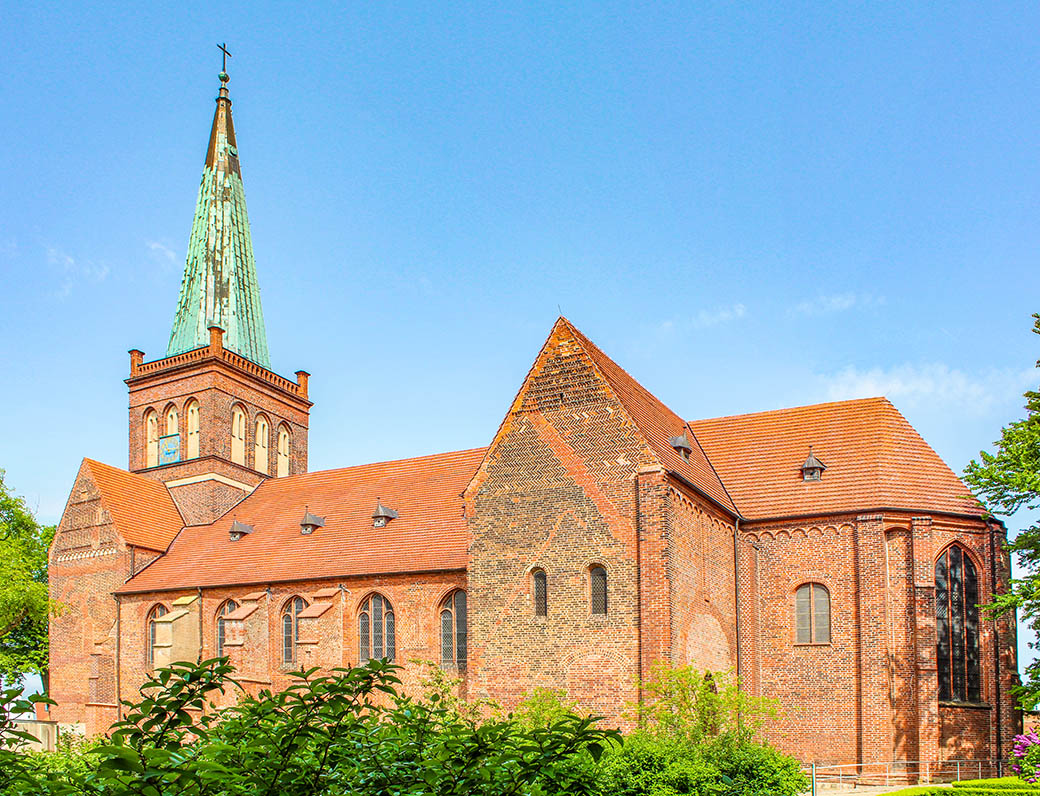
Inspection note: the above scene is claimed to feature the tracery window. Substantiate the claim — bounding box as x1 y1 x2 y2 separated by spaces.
590 566 608 615
795 583 830 644
186 400 200 459
281 596 307 664
358 594 395 663
216 599 239 658
532 569 547 617
440 590 467 670
145 410 159 467
936 544 982 702
147 604 168 665
277 425 291 477
231 405 247 465
254 415 269 474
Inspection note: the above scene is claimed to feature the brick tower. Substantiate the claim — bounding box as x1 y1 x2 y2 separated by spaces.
126 68 311 524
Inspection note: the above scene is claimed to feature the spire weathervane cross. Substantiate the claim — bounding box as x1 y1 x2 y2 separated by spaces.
218 42 232 73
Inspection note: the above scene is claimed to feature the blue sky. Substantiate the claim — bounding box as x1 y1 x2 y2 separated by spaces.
2 2 1039 673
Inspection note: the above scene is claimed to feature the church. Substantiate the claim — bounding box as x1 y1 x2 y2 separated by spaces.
48 68 1020 767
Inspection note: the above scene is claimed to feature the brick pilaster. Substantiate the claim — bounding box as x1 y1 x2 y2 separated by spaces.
636 465 671 685
856 514 891 763
911 516 939 768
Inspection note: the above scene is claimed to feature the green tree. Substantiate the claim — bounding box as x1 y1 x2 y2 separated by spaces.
964 313 1040 707
0 470 55 688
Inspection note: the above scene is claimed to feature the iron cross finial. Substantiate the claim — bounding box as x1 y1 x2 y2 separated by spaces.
218 42 232 73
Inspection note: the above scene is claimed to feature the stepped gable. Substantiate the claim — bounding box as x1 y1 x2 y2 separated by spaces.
83 459 185 551
118 447 487 592
689 396 984 521
562 319 737 515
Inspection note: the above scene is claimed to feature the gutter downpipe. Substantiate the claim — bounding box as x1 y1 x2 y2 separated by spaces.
988 523 1004 762
634 471 643 708
114 594 122 720
734 516 743 732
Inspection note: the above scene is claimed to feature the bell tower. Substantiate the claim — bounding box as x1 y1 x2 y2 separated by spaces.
126 65 311 525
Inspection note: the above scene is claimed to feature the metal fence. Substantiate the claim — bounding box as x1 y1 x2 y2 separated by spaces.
805 758 1007 792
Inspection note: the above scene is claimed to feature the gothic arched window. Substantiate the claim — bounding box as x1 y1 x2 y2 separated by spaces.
165 405 179 437
186 399 200 459
231 405 247 465
590 566 608 615
254 415 270 474
146 604 168 665
281 596 307 664
145 410 159 468
216 599 239 658
277 425 291 477
532 569 547 617
936 544 982 702
795 583 830 644
358 594 395 663
440 590 467 671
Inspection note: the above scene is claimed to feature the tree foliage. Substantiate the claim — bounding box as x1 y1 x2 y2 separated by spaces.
964 313 1040 707
0 469 55 684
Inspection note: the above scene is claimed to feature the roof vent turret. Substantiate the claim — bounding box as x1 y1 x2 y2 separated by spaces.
300 508 325 535
229 519 253 542
801 447 827 482
372 499 398 529
669 431 693 461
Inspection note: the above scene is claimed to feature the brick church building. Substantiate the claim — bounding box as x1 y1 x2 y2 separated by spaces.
48 70 1019 766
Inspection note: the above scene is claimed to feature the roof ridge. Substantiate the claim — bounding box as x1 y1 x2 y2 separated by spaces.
689 395 890 425
279 446 490 484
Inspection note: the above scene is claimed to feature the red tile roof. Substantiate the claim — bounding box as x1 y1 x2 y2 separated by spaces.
564 320 737 514
83 458 184 551
118 447 486 593
689 397 983 521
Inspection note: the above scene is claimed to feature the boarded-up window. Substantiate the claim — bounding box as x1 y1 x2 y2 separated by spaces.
186 400 200 459
145 410 159 467
533 569 547 617
936 545 981 702
358 594 395 663
277 426 291 477
440 590 467 670
254 416 269 473
590 566 607 615
795 583 830 644
231 406 247 465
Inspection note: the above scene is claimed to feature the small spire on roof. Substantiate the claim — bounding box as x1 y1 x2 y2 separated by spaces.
300 506 325 535
801 446 827 482
372 498 399 528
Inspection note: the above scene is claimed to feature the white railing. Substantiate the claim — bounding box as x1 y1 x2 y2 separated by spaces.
805 758 1007 792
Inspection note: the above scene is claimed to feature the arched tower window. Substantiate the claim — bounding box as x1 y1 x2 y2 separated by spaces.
216 599 239 658
936 544 982 702
440 590 467 670
532 569 547 617
590 566 608 615
795 583 830 644
277 425 291 477
165 405 179 437
358 594 395 663
145 410 159 468
146 604 168 665
231 405 247 465
186 400 200 459
281 596 307 664
254 415 270 474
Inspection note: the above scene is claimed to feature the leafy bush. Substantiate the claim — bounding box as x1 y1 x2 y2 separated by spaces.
1014 731 1040 783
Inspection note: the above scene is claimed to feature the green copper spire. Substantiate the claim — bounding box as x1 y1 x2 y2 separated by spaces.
166 70 271 368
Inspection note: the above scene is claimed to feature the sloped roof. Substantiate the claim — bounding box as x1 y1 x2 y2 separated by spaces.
689 397 983 521
563 320 737 514
83 459 185 551
118 447 486 593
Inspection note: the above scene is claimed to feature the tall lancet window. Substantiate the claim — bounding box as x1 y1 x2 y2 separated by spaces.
165 406 178 437
231 406 247 465
186 400 200 459
145 410 159 468
277 425 291 477
936 545 982 702
254 415 269 474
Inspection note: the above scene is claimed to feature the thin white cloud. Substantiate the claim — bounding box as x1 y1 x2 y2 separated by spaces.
818 363 1036 415
47 246 110 298
146 240 178 265
791 293 884 316
692 303 746 329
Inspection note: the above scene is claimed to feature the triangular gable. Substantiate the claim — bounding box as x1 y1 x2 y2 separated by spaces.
465 318 737 516
82 459 185 551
